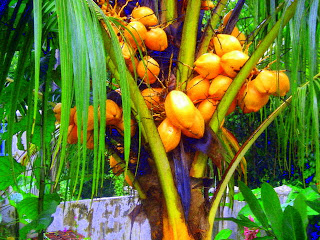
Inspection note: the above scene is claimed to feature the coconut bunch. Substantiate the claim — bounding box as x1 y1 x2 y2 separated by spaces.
123 5 168 85
97 4 290 155
143 31 289 153
101 4 169 85
192 30 290 116
53 99 136 149
139 87 209 153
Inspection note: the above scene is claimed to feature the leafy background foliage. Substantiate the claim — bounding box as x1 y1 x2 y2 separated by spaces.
0 0 319 239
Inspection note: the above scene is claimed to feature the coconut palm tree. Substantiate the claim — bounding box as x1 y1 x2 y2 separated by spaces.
0 0 319 239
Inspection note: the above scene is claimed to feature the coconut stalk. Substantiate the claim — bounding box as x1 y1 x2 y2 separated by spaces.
176 0 201 90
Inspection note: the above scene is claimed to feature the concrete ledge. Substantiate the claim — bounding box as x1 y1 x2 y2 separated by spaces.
47 196 151 240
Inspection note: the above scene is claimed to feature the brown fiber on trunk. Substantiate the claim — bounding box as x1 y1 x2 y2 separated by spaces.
139 171 164 240
188 189 209 240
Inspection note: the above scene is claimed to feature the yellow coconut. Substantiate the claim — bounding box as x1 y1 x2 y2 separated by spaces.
131 6 158 27
144 28 168 51
137 56 160 84
186 75 210 103
197 98 219 123
213 34 242 57
181 108 205 139
251 70 277 95
208 75 233 100
271 71 290 96
237 81 270 114
165 90 196 129
220 50 249 78
158 118 181 152
194 53 223 79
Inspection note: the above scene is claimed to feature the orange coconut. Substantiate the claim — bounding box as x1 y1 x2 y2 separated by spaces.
212 34 242 57
109 155 124 176
126 56 139 74
181 108 205 139
186 75 210 103
208 75 233 100
106 100 122 125
54 113 61 122
194 53 223 79
201 0 215 10
124 174 133 187
123 21 147 48
54 105 76 124
53 103 61 114
86 130 94 149
230 26 240 37
236 31 246 45
237 81 270 114
80 130 95 149
131 6 158 27
144 28 168 51
141 88 164 112
158 118 181 152
251 70 277 95
226 98 237 115
74 105 95 131
98 99 122 126
53 103 62 122
67 124 78 144
220 50 249 78
69 107 77 125
113 116 136 137
137 56 160 84
272 71 290 96
121 42 136 60
165 90 196 129
197 98 219 123
223 9 233 26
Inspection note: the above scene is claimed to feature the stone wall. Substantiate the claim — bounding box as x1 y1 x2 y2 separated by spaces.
47 196 151 240
1 186 292 239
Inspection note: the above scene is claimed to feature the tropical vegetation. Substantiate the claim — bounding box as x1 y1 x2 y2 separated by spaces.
0 0 319 239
